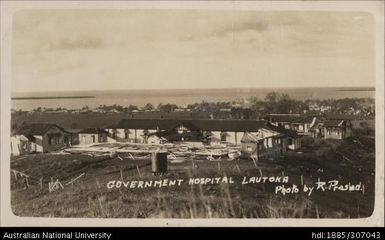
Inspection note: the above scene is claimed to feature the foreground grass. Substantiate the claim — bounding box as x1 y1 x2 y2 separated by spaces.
10 137 374 218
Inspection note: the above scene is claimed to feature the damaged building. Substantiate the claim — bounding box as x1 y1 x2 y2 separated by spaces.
11 123 71 156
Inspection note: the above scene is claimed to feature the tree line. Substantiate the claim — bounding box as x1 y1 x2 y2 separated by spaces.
15 92 374 117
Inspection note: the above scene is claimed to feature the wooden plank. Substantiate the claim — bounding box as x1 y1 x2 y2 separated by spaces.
136 165 142 178
65 173 85 186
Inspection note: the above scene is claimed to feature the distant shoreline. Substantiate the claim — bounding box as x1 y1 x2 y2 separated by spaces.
11 86 375 95
12 96 95 100
336 88 375 92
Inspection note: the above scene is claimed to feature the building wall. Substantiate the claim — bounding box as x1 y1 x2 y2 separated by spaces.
147 135 163 145
10 136 30 156
310 128 324 139
107 128 160 143
79 133 107 144
240 133 283 161
291 123 309 135
107 136 117 143
71 133 79 145
287 137 301 150
11 127 70 155
134 129 145 143
33 135 43 152
142 129 157 143
107 127 279 147
106 129 129 143
42 128 70 152
117 129 127 141
10 136 21 156
208 131 243 146
10 135 40 155
345 125 352 138
211 131 221 142
259 138 283 160
240 141 258 158
281 138 288 153
273 120 315 136
327 125 352 139
324 127 343 140
226 132 241 145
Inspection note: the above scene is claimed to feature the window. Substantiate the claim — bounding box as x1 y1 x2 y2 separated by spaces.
91 135 96 143
143 129 150 137
48 136 60 145
220 132 227 142
176 125 189 134
288 138 293 145
125 132 129 139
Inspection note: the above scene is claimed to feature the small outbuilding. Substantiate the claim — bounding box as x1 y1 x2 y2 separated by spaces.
78 128 108 145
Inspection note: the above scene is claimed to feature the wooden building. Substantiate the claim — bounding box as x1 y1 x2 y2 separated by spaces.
265 114 317 136
105 119 268 146
323 119 352 140
11 123 71 156
267 123 302 151
78 128 108 145
240 128 286 161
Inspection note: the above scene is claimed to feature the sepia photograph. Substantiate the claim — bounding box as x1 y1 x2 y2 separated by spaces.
1 1 384 227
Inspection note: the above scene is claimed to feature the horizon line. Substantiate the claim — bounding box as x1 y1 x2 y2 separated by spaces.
11 85 376 94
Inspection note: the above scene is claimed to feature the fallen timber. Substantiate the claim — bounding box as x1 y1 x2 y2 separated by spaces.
63 143 239 160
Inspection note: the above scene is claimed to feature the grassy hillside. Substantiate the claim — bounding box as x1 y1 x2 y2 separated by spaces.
10 136 375 218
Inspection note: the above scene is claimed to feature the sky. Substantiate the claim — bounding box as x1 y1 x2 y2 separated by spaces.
12 9 375 92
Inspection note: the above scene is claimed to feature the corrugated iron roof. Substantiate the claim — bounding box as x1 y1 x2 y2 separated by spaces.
323 120 345 127
309 119 324 131
112 119 268 132
268 115 315 123
78 128 108 134
15 123 67 136
267 123 300 139
240 132 261 143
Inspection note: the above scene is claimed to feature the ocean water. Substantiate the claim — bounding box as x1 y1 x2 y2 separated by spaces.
11 87 375 111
